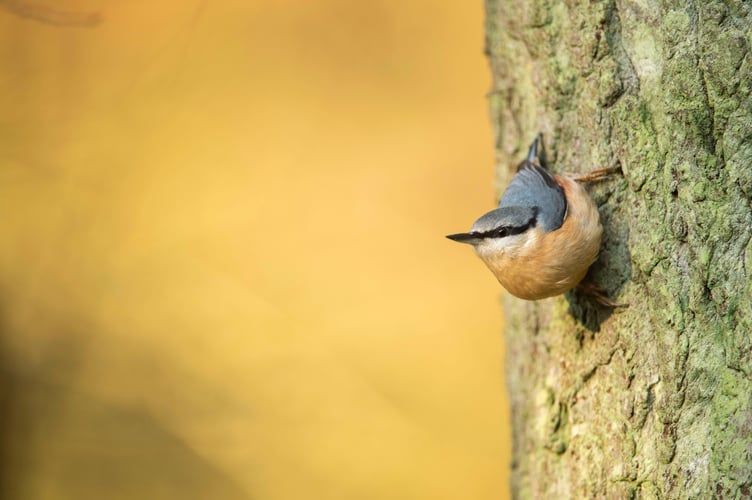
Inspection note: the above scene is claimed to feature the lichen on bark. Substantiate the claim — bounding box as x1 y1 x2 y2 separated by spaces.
485 0 752 497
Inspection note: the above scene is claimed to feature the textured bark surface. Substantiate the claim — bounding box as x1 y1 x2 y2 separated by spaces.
485 0 752 497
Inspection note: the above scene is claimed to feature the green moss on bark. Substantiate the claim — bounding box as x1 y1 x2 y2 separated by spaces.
486 0 752 497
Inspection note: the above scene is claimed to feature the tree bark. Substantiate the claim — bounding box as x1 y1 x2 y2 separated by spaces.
485 0 752 497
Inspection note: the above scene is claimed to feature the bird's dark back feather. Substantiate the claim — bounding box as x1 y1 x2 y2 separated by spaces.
498 162 566 232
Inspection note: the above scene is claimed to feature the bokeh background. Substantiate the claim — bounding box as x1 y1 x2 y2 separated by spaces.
0 1 509 499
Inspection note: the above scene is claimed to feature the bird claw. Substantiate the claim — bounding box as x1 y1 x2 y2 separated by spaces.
571 164 622 183
576 281 629 308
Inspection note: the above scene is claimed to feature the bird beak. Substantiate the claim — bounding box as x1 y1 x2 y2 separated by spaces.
446 232 482 245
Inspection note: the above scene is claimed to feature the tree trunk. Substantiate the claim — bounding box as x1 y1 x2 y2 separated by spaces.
485 0 752 497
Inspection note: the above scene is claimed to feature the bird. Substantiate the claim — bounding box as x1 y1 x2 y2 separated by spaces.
446 134 620 304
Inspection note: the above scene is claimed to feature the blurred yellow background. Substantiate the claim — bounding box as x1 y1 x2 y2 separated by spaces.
0 1 509 499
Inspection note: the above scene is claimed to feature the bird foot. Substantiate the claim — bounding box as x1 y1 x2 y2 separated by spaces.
576 281 629 308
571 164 622 183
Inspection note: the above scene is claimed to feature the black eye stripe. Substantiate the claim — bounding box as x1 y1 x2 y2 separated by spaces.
476 213 537 239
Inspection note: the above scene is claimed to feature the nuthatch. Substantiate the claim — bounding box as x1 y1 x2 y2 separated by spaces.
447 135 619 302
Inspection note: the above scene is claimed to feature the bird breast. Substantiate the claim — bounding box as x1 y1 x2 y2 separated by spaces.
478 176 603 300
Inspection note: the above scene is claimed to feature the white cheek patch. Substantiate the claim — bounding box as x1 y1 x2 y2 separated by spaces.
474 233 527 259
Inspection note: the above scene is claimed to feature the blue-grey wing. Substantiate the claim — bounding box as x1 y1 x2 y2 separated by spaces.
498 163 566 232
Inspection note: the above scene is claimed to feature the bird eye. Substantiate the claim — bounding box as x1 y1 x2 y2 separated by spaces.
495 227 509 238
